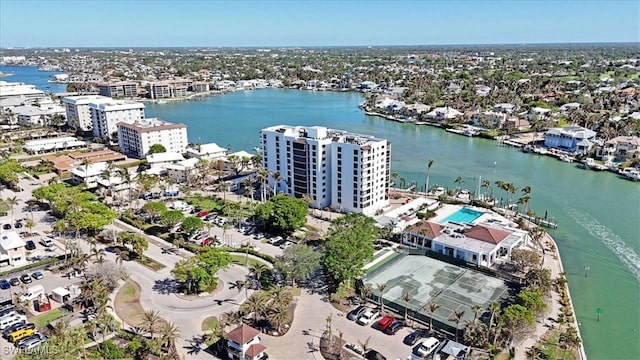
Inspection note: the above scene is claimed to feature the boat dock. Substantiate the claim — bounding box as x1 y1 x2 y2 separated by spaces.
519 213 559 229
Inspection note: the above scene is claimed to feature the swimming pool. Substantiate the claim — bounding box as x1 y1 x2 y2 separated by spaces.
440 207 484 224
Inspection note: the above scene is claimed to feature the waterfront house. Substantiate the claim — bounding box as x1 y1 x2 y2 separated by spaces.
597 135 640 162
185 142 228 161
403 220 527 267
0 232 27 267
424 107 463 121
544 126 596 155
225 324 267 360
471 111 507 129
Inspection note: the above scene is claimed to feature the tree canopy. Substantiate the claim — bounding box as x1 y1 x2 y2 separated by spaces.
160 210 184 228
117 231 149 258
148 143 167 154
254 194 307 234
182 216 204 234
322 213 378 287
0 159 24 187
171 248 232 294
275 244 321 286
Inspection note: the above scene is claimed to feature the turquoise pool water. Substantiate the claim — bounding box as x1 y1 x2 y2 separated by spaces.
440 207 484 224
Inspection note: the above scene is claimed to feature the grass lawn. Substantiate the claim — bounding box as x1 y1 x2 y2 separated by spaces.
201 316 219 331
31 307 69 328
135 255 166 271
186 197 222 211
115 280 145 328
229 253 269 268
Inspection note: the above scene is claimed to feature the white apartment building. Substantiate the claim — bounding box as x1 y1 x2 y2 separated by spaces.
90 100 145 139
261 125 391 216
0 81 45 101
63 95 112 131
117 118 188 159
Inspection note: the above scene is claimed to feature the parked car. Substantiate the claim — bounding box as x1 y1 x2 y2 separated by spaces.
2 224 10 230
347 305 367 321
279 241 294 249
403 329 427 346
0 280 9 290
31 271 43 280
14 221 23 229
253 233 265 240
384 320 403 335
197 211 210 218
268 236 283 245
39 237 54 247
3 323 35 338
356 310 380 326
415 337 441 358
9 278 20 287
364 349 387 360
25 240 36 251
375 315 395 331
20 275 32 284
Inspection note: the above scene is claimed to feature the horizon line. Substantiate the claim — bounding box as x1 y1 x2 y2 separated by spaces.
1 41 639 50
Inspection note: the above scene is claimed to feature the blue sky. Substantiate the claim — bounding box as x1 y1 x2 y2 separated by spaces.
1 0 638 47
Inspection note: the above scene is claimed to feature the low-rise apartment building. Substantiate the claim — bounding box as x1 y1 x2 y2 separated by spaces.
117 118 188 159
98 81 138 98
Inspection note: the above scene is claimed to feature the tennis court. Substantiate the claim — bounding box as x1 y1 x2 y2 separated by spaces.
363 254 509 330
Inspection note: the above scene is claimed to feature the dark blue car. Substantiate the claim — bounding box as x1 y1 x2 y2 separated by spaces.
0 279 10 290
403 329 428 346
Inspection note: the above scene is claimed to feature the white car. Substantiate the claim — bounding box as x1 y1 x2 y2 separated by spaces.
279 241 294 249
356 310 380 326
415 337 440 358
268 236 283 245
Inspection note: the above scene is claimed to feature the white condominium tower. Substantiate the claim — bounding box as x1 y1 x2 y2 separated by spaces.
62 95 112 132
117 118 188 159
89 99 145 139
261 125 391 216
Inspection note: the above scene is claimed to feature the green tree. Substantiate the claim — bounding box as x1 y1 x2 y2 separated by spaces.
160 210 185 228
511 248 542 271
518 287 547 316
140 310 162 339
182 216 204 235
254 194 308 234
249 262 269 290
322 213 377 287
502 304 535 343
148 143 167 154
142 201 167 222
171 248 231 294
274 244 321 286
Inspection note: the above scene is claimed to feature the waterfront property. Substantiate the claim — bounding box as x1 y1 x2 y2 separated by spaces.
544 125 596 155
363 254 510 331
90 99 146 139
598 135 640 163
185 142 228 161
98 80 138 98
439 207 484 225
0 80 45 101
62 94 112 131
117 118 188 159
261 125 391 216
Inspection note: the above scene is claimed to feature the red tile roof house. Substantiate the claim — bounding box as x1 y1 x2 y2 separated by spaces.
402 221 528 267
226 324 268 360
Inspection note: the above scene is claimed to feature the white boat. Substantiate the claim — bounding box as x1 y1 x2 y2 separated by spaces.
620 168 640 181
559 154 573 163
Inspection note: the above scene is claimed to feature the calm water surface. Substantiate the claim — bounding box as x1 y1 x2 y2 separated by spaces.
6 67 639 359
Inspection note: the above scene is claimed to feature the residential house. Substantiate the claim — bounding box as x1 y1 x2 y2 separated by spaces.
185 142 228 161
544 126 597 154
492 103 516 114
424 107 463 121
471 111 507 129
225 324 267 360
146 152 185 168
70 162 109 189
166 158 199 183
598 136 640 162
0 231 27 267
403 220 527 267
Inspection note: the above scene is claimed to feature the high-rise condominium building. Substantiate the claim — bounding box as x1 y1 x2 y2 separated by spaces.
62 95 112 132
89 100 145 139
117 118 188 159
260 125 391 216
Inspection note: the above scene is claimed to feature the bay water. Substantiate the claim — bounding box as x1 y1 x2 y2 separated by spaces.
6 66 639 359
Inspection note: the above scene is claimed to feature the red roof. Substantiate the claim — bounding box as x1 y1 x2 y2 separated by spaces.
409 221 444 238
464 225 510 244
226 324 260 344
246 343 267 357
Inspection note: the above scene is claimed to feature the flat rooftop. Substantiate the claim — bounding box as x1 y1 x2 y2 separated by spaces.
363 254 510 329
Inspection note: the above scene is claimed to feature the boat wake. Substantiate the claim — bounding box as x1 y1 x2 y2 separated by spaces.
566 207 640 282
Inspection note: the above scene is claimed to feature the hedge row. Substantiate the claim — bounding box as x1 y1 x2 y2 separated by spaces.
0 255 63 276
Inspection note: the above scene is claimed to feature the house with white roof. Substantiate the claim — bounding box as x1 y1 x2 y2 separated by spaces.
424 107 463 121
70 162 109 189
544 126 597 155
185 142 228 160
166 158 199 183
23 136 87 155
0 231 27 266
403 219 528 267
146 152 185 167
492 103 516 113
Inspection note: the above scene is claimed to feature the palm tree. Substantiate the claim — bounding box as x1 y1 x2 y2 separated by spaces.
471 304 483 323
401 291 412 322
268 304 291 333
481 179 491 199
517 194 531 215
376 283 387 314
6 196 18 225
140 309 162 339
425 158 434 193
426 302 440 333
241 291 268 326
390 172 399 187
118 168 133 207
488 301 501 344
270 286 292 307
159 321 181 350
449 309 465 342
249 263 269 290
495 180 506 207
454 176 465 192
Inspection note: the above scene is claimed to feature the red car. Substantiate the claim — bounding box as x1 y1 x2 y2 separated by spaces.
375 315 395 331
197 211 210 218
